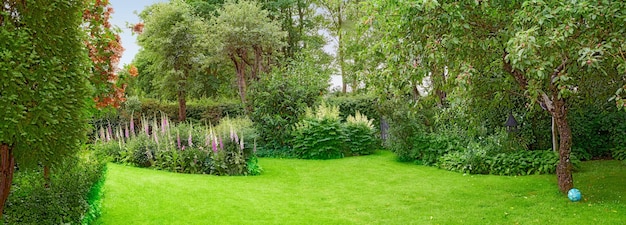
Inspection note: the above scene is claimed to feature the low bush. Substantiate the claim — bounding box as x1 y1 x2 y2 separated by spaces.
438 144 490 174
292 103 346 159
439 149 569 176
344 112 377 156
487 150 561 176
3 148 107 224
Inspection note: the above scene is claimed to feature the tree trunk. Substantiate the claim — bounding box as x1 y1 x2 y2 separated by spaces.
337 4 346 94
551 116 558 152
178 90 186 121
231 55 247 106
0 144 15 217
552 97 574 193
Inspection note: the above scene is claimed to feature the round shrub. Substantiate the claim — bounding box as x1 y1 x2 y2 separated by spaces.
344 111 376 156
292 103 345 159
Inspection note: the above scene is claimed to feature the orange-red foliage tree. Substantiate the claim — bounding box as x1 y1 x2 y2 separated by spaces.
83 0 136 109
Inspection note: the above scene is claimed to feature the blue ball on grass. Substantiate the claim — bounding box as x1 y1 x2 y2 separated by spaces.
568 188 582 202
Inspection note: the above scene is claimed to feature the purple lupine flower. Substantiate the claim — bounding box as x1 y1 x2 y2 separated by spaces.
182 145 185 151
188 131 193 147
125 124 130 139
234 132 239 144
240 135 244 150
99 126 106 143
211 138 217 153
161 115 166 133
130 116 135 137
177 130 182 150
106 124 112 142
229 126 234 141
154 131 159 145
163 115 169 131
143 118 150 136
219 136 224 151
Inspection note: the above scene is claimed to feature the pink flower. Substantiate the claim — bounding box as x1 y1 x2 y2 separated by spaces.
161 116 167 133
125 124 129 139
239 135 244 150
154 131 159 145
212 138 217 153
130 115 135 136
99 127 105 142
106 124 112 141
188 132 193 147
177 130 182 150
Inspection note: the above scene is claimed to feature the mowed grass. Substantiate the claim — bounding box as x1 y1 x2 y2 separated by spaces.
96 151 626 224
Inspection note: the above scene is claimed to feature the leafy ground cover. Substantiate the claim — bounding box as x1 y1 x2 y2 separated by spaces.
95 151 625 224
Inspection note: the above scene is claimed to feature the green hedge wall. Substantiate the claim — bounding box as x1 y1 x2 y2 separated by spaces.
91 98 245 131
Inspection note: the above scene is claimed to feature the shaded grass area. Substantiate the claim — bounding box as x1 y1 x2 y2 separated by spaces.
96 151 626 224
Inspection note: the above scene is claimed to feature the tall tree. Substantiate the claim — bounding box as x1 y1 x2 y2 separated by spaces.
0 0 90 215
137 0 209 121
316 0 360 93
211 0 286 105
366 0 626 193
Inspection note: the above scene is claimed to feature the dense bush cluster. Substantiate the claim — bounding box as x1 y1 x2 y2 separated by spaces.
249 59 327 156
93 116 261 176
3 149 107 224
291 103 377 159
438 149 569 176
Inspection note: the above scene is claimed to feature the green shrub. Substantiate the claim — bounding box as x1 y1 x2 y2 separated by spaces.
487 150 560 176
344 112 377 156
3 149 107 224
126 135 156 168
292 103 346 159
612 147 626 161
249 54 328 156
438 144 490 174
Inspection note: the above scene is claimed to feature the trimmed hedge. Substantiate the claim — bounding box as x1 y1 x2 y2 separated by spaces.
91 98 244 131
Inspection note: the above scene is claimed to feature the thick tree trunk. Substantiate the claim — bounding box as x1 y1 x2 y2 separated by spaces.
0 144 15 217
552 97 574 193
178 90 186 121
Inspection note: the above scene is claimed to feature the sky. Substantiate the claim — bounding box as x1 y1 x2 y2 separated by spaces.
109 0 167 67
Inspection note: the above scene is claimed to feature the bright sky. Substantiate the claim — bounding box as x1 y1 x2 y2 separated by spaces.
109 0 168 67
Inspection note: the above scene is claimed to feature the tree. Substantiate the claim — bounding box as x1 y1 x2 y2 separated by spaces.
211 0 287 105
365 1 626 193
137 0 209 121
84 0 129 108
0 0 90 215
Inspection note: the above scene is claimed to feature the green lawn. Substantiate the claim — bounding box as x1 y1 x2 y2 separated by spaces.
96 151 626 224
